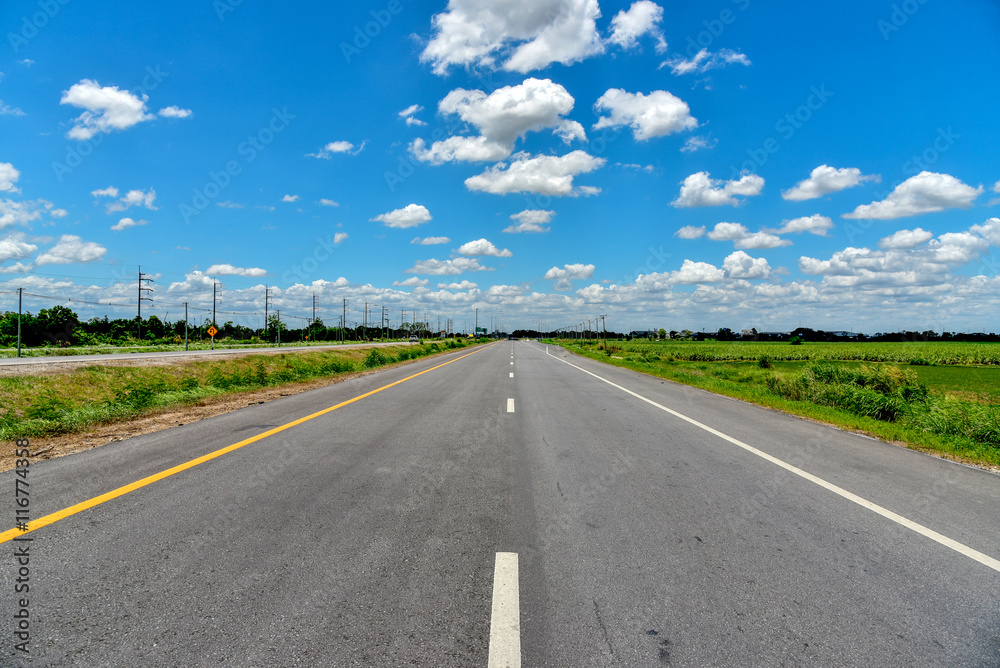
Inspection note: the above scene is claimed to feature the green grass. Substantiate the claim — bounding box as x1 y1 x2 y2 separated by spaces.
557 340 1000 467
0 339 472 441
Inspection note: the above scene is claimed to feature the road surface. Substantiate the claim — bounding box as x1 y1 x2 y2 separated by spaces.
2 340 998 666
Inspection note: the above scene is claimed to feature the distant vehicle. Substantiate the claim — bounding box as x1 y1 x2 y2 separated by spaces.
508 336 518 340
408 335 419 343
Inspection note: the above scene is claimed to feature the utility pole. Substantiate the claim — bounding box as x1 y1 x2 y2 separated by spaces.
363 301 368 341
276 311 281 347
16 287 22 358
138 266 154 341
211 281 220 350
383 305 388 339
264 285 270 343
475 308 478 337
343 297 347 343
184 302 189 351
312 293 318 342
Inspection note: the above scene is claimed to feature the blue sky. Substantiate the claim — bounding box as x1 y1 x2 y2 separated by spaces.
1 0 999 334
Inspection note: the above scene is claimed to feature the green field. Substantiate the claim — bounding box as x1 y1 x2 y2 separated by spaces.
555 339 1000 467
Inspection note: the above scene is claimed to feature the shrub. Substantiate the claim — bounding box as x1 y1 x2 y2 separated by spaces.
757 355 773 369
364 349 388 368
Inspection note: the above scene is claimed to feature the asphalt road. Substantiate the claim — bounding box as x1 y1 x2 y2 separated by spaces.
2 341 999 666
0 341 419 368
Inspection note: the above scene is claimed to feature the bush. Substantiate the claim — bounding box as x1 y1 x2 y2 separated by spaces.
757 355 773 369
364 349 388 368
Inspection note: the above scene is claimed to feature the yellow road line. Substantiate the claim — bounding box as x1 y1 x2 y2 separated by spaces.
0 343 497 544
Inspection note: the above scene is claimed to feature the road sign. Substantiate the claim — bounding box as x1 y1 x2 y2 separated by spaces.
207 326 218 337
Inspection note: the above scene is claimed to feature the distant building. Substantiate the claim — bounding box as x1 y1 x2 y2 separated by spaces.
830 331 860 339
629 330 658 339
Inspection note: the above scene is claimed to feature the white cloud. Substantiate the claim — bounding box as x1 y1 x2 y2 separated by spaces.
672 172 764 208
465 150 605 196
971 218 1000 246
722 250 771 279
438 280 479 290
545 263 595 280
661 48 751 75
394 277 430 287
421 0 606 75
318 198 340 207
669 259 724 284
103 188 157 213
707 222 791 249
217 201 244 209
206 264 268 277
674 225 705 239
0 233 37 263
399 104 426 126
457 238 513 257
0 163 20 193
680 135 716 153
371 203 432 229
504 209 554 233
333 232 349 244
878 228 934 250
0 100 25 116
282 194 300 203
773 214 833 236
307 141 365 158
844 171 983 220
36 234 106 265
607 1 666 52
412 78 579 164
60 79 156 140
404 257 492 275
111 217 149 231
411 236 451 245
158 106 193 118
782 165 880 201
91 186 119 198
593 89 697 141
0 200 42 229
0 262 32 274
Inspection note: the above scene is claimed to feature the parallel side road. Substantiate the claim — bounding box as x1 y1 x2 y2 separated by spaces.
2 340 998 666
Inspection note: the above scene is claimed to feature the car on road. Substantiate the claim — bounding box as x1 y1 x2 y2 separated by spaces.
408 335 419 343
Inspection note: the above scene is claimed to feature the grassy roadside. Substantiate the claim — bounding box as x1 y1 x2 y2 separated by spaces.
551 340 1000 469
0 339 476 442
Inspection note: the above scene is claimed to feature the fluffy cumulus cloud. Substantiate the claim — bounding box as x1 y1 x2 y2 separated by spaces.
593 89 697 141
438 280 478 290
504 209 554 233
307 141 365 158
607 1 666 51
110 217 149 231
844 171 983 220
60 79 157 140
457 238 513 257
412 236 451 245
674 225 706 239
545 262 595 290
394 277 430 287
399 104 426 126
36 235 106 265
782 165 879 201
158 106 192 118
206 264 267 277
707 222 791 249
669 260 725 284
465 150 604 196
661 48 751 75
672 172 764 208
772 214 834 236
421 0 605 75
333 232 349 244
0 232 37 263
722 250 771 279
371 203 432 228
93 187 157 213
971 218 1000 246
281 194 300 203
0 163 20 193
318 198 339 207
405 257 492 275
411 78 581 164
878 228 934 250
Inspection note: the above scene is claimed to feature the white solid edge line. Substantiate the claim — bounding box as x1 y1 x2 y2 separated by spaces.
544 347 1000 574
510 373 514 378
507 398 515 413
488 552 521 668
